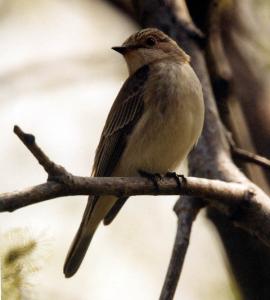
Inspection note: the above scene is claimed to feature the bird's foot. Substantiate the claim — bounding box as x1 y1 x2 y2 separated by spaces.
165 172 186 192
138 169 162 193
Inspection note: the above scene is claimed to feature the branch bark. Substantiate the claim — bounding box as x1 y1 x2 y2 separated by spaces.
0 174 252 212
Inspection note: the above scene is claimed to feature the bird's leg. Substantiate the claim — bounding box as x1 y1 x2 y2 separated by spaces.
165 172 186 192
138 169 162 193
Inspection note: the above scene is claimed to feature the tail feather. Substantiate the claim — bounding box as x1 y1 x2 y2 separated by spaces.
64 195 116 278
103 197 128 225
64 199 97 278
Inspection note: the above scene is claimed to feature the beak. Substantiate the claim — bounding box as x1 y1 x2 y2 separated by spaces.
111 46 129 55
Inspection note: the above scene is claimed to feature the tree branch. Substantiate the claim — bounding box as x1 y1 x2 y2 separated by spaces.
2 125 270 252
0 175 247 211
226 129 270 171
1 127 249 210
159 197 203 300
232 146 270 171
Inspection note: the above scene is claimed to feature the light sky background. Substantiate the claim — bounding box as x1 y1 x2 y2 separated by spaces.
0 0 237 299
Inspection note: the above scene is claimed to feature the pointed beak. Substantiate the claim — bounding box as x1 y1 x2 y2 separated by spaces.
111 46 128 55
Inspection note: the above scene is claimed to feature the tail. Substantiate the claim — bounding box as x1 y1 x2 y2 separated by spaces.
64 195 116 278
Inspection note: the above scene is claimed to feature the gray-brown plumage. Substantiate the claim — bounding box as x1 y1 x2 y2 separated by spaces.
64 28 204 278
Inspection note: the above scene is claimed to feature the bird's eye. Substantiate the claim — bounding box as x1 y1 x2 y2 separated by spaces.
145 37 156 47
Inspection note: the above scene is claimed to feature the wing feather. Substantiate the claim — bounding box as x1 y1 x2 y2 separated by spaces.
93 64 149 177
89 64 149 215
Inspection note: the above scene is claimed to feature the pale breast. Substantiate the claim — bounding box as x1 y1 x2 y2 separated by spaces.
114 61 204 176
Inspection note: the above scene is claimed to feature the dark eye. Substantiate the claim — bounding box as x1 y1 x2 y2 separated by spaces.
145 37 156 47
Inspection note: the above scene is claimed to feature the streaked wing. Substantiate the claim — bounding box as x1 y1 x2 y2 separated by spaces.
87 65 149 217
93 64 149 177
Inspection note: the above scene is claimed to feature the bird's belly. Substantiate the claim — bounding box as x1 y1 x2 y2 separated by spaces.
114 99 201 176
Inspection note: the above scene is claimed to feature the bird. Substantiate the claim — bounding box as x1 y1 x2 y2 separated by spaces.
64 28 204 278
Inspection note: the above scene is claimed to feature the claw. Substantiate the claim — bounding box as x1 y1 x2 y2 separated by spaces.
165 172 186 192
138 170 162 193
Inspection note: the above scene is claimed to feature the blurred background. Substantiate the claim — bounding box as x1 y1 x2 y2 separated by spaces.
1 0 269 299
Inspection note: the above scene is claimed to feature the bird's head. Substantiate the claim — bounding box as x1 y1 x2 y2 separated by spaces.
112 28 190 74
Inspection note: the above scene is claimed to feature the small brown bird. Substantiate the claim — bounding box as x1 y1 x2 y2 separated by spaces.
64 28 204 277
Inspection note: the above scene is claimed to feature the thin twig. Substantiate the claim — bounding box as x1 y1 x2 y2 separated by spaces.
13 125 69 178
232 146 270 171
159 197 204 300
225 128 270 171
